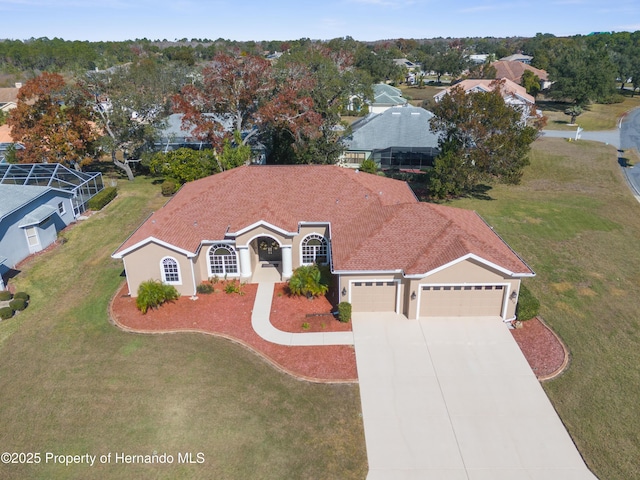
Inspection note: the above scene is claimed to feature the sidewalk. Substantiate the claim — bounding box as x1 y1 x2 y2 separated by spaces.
251 282 354 346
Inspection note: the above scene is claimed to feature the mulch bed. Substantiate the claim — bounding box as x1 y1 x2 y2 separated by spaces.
270 283 352 333
110 281 358 383
511 317 568 380
110 281 566 383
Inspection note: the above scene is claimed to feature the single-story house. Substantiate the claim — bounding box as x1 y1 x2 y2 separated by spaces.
340 105 440 170
499 54 533 65
0 85 19 113
492 60 551 90
112 165 534 320
0 184 75 282
369 84 408 114
433 78 535 124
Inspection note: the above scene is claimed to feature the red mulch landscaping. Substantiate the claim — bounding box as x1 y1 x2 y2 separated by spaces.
110 281 358 383
110 281 566 383
270 283 352 333
511 317 567 380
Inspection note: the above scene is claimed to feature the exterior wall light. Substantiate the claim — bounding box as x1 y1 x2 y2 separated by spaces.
411 291 416 300
342 287 347 296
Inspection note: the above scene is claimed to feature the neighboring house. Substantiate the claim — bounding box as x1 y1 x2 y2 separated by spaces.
112 165 534 320
499 54 533 65
433 78 536 124
393 58 419 71
469 54 490 65
0 86 19 113
370 84 407 114
492 60 551 90
340 105 439 170
0 124 24 164
155 113 266 164
0 184 75 282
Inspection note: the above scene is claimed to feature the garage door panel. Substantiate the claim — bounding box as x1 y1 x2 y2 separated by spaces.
351 281 397 313
419 285 505 317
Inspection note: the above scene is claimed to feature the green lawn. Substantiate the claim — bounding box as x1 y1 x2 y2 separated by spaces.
453 137 640 480
0 176 367 480
539 93 640 131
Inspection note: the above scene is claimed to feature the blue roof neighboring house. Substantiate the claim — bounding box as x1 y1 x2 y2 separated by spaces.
0 184 76 288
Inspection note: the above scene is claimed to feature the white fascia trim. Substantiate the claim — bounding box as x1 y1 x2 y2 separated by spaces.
229 220 297 237
112 237 196 259
333 269 403 275
404 253 534 279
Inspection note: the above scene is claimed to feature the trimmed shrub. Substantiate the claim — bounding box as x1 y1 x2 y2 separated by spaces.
9 298 27 311
161 179 178 196
515 284 540 321
0 290 12 301
196 282 214 294
136 280 180 314
0 306 13 320
338 302 352 323
13 292 29 301
87 187 117 211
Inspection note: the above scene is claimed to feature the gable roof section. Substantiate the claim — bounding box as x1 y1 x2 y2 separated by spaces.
0 88 19 104
113 165 533 277
492 60 549 84
434 78 534 105
0 184 70 222
345 106 439 151
372 83 407 107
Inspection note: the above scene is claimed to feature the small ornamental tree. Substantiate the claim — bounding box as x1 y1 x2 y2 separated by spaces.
564 105 583 125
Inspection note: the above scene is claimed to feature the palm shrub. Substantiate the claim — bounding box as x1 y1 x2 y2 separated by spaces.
288 265 330 299
136 280 180 314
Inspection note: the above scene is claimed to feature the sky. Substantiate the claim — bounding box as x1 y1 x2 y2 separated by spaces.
1 0 639 42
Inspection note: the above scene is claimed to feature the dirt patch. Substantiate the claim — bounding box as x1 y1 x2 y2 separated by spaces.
110 282 358 383
511 317 567 380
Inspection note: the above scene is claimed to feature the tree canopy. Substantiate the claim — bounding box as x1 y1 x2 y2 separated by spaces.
428 81 541 198
7 72 98 166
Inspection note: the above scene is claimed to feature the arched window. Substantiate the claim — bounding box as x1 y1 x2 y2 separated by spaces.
208 244 239 276
161 257 181 284
301 234 329 265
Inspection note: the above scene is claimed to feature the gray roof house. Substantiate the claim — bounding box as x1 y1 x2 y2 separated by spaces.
0 185 75 289
370 84 408 114
0 164 105 289
340 105 440 170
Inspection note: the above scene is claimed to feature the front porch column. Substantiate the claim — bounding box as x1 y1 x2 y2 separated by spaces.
238 246 252 279
281 245 293 279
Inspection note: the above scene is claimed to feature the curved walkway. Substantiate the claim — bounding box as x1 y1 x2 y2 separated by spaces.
252 282 354 346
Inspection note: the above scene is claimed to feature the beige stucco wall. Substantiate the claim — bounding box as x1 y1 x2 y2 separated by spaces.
122 242 195 297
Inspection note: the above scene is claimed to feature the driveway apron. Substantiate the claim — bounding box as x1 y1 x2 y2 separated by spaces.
352 314 598 480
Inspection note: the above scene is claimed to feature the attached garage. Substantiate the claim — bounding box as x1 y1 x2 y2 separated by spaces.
418 284 507 318
350 280 399 313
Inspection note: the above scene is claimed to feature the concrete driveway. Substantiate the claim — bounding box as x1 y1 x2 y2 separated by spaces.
352 313 598 479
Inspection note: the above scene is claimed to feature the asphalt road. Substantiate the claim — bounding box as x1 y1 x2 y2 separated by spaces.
621 107 640 152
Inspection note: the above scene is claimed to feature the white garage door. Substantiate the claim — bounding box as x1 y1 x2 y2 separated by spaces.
419 285 505 318
350 281 398 313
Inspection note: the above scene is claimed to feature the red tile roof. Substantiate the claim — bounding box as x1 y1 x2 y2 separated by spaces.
114 165 532 276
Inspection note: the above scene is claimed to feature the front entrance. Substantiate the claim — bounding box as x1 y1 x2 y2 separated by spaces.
257 237 282 263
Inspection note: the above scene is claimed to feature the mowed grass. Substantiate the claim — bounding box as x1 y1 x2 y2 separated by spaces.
0 176 367 480
539 93 640 131
453 137 640 480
